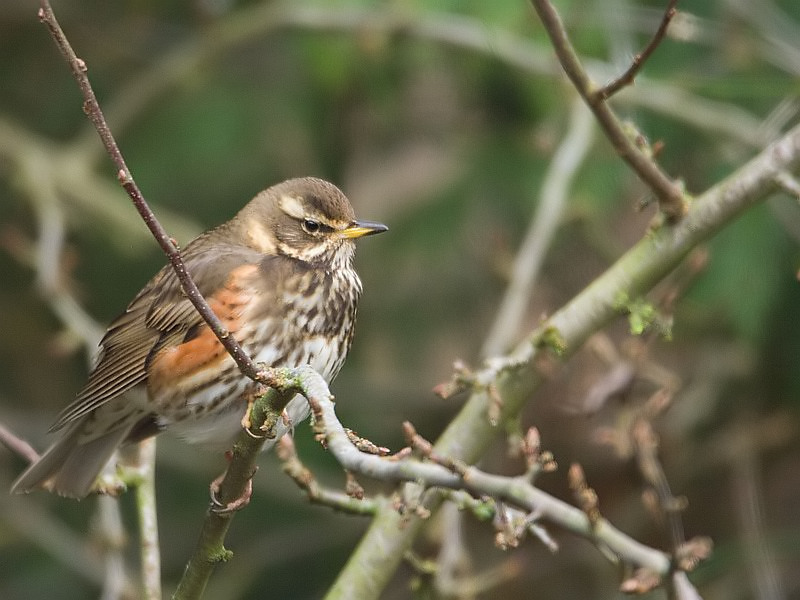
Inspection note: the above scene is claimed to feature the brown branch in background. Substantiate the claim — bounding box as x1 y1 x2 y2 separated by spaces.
595 0 679 100
37 0 262 383
529 0 687 221
633 417 687 552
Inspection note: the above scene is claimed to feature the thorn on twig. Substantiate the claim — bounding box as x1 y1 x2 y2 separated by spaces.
775 170 800 199
528 521 559 553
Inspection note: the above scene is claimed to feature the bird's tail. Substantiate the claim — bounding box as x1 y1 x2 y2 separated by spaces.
11 414 138 498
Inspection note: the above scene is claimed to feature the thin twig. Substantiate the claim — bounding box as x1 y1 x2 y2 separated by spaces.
595 0 679 100
529 0 687 220
276 436 379 515
0 421 41 464
95 495 133 600
37 0 262 383
632 418 685 550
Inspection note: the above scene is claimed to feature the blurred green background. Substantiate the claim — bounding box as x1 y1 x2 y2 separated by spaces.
1 0 799 598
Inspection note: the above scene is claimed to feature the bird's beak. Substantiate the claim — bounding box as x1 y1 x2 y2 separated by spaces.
340 220 388 239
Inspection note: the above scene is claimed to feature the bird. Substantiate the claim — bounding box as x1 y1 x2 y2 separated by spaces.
11 177 387 498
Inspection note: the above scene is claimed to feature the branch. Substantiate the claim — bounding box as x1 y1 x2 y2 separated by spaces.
276 436 380 516
172 384 294 599
0 421 40 464
595 0 679 100
529 0 687 220
329 121 800 599
132 439 161 600
37 0 262 383
482 97 594 357
57 4 767 167
265 367 672 576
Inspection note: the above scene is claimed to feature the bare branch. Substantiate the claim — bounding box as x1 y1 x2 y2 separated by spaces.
529 0 687 220
276 436 379 515
37 0 263 383
595 0 679 100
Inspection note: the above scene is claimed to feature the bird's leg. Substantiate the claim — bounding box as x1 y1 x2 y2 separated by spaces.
240 395 255 432
209 450 257 513
240 386 267 439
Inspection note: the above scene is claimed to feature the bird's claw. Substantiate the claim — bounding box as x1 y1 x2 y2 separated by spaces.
209 472 255 514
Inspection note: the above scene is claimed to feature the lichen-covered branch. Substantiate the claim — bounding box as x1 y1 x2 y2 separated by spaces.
172 384 294 600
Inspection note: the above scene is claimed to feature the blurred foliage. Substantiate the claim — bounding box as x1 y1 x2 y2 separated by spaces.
1 0 799 599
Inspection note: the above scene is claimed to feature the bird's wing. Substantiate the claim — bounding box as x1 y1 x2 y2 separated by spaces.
50 242 262 431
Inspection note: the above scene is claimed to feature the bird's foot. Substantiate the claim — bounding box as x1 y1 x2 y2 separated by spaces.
209 469 256 514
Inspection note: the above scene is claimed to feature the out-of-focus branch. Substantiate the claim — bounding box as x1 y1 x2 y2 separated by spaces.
632 417 685 551
730 432 785 600
0 117 200 250
57 3 766 168
132 439 161 600
482 98 594 357
94 495 132 600
329 120 800 599
0 489 120 589
530 0 687 220
0 421 40 464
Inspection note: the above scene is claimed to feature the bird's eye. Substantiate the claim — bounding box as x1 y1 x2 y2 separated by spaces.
301 219 321 234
